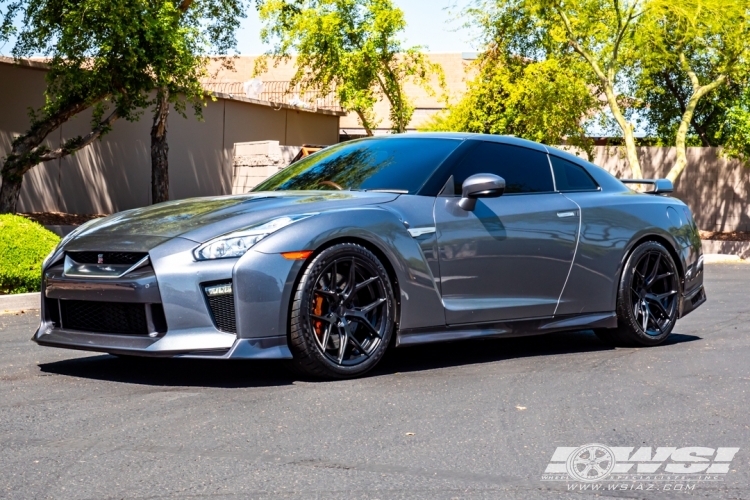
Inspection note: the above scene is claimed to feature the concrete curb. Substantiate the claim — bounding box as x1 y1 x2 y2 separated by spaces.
702 240 750 259
703 254 747 264
0 292 41 313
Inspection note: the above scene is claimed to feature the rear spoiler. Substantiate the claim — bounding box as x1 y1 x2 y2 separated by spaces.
620 179 673 194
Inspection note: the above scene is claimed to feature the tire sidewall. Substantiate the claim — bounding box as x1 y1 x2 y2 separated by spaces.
292 243 396 378
618 241 680 346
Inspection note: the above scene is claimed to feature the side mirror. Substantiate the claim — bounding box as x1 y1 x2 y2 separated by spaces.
458 173 505 211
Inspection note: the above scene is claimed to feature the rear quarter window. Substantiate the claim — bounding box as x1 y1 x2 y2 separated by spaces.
550 156 599 192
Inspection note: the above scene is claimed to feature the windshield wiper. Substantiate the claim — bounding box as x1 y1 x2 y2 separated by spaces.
361 189 409 194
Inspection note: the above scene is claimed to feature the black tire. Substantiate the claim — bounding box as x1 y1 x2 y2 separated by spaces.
287 243 396 379
595 241 681 347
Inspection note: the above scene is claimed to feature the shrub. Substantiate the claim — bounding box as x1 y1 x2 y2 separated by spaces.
0 214 60 294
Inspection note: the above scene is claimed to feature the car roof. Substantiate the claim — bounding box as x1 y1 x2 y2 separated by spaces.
371 132 549 153
354 132 629 192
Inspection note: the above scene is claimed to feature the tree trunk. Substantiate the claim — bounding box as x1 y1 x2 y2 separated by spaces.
0 176 23 214
602 84 642 179
666 76 726 183
151 89 170 204
355 109 374 136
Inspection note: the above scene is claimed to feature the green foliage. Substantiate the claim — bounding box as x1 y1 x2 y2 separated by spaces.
636 0 750 152
461 0 750 180
635 0 750 181
0 215 59 294
420 52 597 159
720 86 750 165
0 0 247 201
461 0 645 175
257 0 443 134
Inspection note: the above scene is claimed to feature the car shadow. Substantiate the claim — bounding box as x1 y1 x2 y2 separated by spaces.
39 355 296 388
371 330 702 376
38 330 701 387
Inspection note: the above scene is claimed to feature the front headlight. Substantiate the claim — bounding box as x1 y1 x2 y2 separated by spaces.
193 214 315 261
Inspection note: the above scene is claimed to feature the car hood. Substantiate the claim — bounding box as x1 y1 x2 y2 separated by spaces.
64 191 400 252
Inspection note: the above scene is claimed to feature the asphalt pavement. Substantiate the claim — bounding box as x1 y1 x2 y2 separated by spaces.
1 263 748 499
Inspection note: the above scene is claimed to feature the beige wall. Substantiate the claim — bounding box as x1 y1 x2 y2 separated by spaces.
584 146 750 232
207 53 476 134
0 60 340 214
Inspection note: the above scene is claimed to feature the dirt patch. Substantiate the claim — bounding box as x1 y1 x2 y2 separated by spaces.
700 230 750 242
18 212 106 226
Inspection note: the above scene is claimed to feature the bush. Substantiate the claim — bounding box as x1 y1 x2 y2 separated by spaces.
0 214 60 294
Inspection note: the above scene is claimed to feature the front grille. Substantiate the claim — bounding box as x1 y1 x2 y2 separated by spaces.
205 285 237 334
67 251 148 265
60 300 148 335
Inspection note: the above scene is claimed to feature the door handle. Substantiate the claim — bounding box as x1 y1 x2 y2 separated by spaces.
557 211 578 218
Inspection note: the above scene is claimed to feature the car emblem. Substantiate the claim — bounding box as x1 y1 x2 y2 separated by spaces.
97 253 104 264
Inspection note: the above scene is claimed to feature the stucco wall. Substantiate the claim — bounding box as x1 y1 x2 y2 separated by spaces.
0 60 340 214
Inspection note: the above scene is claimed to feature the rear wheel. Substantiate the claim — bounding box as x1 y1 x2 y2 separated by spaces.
595 241 680 347
288 243 396 379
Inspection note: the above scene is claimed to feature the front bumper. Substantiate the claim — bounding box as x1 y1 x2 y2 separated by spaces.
32 237 294 359
34 329 291 359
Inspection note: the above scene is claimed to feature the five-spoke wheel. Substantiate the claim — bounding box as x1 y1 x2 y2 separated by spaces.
288 243 396 378
596 241 680 346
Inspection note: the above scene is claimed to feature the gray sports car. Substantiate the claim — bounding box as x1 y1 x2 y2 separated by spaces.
34 133 706 378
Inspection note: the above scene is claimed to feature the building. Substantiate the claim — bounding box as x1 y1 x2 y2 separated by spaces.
205 53 478 139
0 57 344 214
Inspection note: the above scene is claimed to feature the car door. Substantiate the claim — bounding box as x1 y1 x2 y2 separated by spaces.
434 141 580 324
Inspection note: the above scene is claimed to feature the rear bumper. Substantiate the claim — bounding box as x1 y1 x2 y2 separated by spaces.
679 284 706 318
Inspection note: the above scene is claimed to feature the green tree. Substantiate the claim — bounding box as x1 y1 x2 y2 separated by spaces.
466 0 749 182
150 0 246 204
257 0 443 135
0 0 246 213
420 49 598 159
720 85 750 165
637 0 750 181
464 0 645 176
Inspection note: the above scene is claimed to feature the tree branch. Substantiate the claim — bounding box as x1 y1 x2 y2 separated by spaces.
177 0 194 13
37 109 119 162
611 2 641 72
555 7 608 84
678 52 701 92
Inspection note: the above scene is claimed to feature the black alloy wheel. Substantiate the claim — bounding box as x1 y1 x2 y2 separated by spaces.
288 243 396 378
596 241 680 346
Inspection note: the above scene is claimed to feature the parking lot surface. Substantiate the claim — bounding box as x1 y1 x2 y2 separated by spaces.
1 263 748 499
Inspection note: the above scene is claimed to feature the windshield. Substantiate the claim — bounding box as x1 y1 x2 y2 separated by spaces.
253 137 462 194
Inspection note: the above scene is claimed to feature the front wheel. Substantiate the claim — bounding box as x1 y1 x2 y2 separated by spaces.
595 241 680 347
287 243 396 379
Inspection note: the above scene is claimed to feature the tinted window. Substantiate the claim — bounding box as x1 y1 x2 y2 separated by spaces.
253 138 461 194
550 156 599 191
448 142 554 194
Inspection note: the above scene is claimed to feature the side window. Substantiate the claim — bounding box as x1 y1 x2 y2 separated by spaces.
550 156 599 192
450 142 554 194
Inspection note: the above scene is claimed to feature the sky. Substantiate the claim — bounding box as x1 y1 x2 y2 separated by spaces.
1 1 477 57
234 0 477 55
